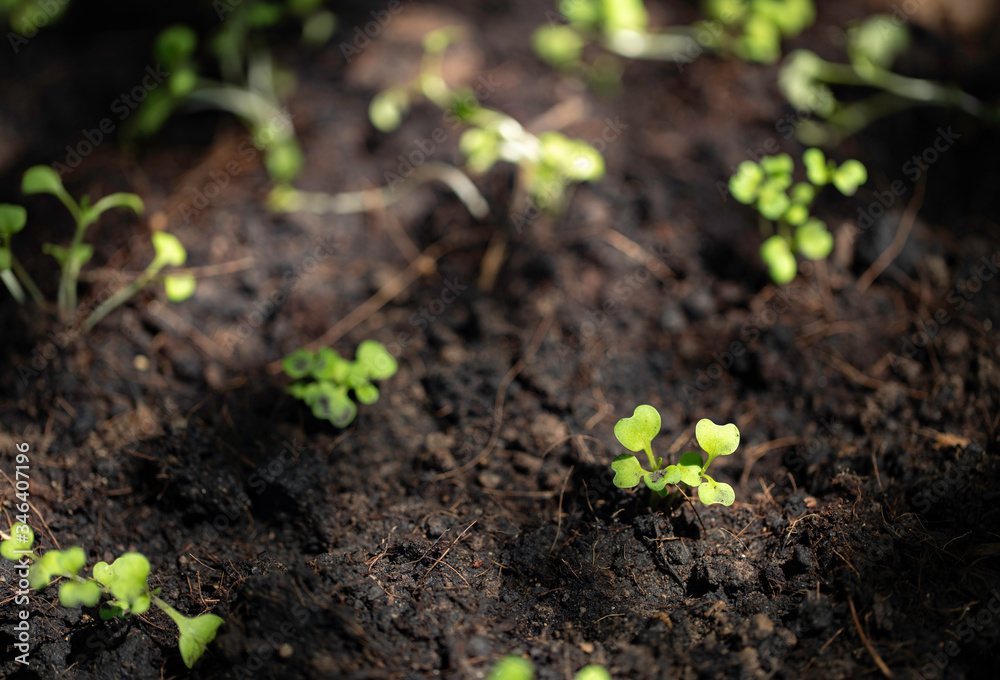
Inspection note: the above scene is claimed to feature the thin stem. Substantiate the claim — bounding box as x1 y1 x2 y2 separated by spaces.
1 268 25 304
602 28 701 61
82 263 162 333
12 257 49 307
643 444 658 472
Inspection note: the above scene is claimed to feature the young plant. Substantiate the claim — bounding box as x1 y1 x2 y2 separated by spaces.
698 0 815 64
611 405 740 507
0 203 44 306
368 27 605 216
283 340 398 428
486 655 611 680
728 149 866 284
779 14 998 145
1 523 224 669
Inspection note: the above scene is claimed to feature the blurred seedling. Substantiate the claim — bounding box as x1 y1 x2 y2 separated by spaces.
697 0 815 65
15 166 195 327
0 203 44 306
283 340 398 428
367 27 605 217
611 405 741 507
728 149 866 284
486 655 612 680
131 0 336 184
1 0 70 41
2 523 224 669
780 14 998 146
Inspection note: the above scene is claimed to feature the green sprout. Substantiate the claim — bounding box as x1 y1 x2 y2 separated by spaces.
778 14 998 145
2 526 224 669
486 656 612 680
611 405 740 507
364 27 605 217
0 203 44 306
699 0 815 64
283 340 398 428
728 149 866 284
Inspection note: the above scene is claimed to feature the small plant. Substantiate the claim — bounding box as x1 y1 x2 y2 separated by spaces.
15 166 195 327
486 655 611 680
611 405 740 507
0 203 44 306
367 27 605 216
698 0 815 64
1 523 224 668
779 14 998 145
283 340 398 428
728 149 866 284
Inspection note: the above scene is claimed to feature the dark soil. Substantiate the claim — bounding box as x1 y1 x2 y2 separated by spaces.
2 1 1000 679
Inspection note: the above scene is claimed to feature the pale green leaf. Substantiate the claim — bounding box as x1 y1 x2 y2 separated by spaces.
614 405 661 452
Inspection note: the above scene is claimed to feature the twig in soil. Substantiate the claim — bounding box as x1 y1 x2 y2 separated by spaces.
549 465 574 554
848 596 894 678
856 177 926 294
819 351 927 400
414 520 476 591
601 228 674 283
435 314 555 479
266 233 479 374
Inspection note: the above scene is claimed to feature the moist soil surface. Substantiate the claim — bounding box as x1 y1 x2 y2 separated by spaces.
2 1 1000 679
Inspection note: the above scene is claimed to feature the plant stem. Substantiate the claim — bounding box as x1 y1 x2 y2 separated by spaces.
11 257 46 307
82 264 162 333
643 444 658 472
602 28 700 61
1 268 25 304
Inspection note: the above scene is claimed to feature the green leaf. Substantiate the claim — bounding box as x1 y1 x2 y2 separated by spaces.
460 128 501 174
794 218 833 260
790 181 816 205
0 249 10 271
848 14 909 69
735 14 782 64
785 203 809 226
356 340 398 380
29 547 87 589
601 0 649 34
611 454 646 488
753 0 816 37
169 66 199 97
645 465 677 491
802 148 829 185
539 133 604 182
778 51 836 118
156 25 198 69
697 480 735 506
265 141 304 184
486 655 535 680
369 88 411 133
696 418 740 457
311 347 350 382
175 613 225 669
760 235 797 284
309 383 357 428
0 204 27 237
703 0 748 23
422 26 464 54
22 165 66 196
87 193 144 226
760 153 793 178
151 232 187 267
574 665 612 680
1 522 34 560
614 404 661 452
164 273 197 302
59 580 102 608
560 0 601 30
100 603 126 620
729 161 764 204
532 25 585 67
93 553 151 615
832 160 867 196
756 181 791 220
282 348 316 380
677 451 704 486
354 382 380 405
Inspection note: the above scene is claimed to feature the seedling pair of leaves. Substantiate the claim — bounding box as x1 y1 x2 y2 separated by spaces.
131 1 329 184
1 0 69 38
14 166 195 327
369 27 605 215
779 14 995 145
487 655 611 680
611 405 740 506
1 524 223 669
699 0 815 64
283 340 398 428
728 149 866 284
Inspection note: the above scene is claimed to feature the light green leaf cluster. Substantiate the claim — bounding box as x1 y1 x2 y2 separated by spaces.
283 340 398 428
729 149 866 284
1 521 34 560
486 655 612 680
611 405 741 506
94 553 152 616
701 0 815 64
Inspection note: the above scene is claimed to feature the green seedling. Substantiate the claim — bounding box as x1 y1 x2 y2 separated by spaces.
728 149 866 284
2 525 223 669
698 0 815 64
0 203 44 306
283 340 398 428
367 27 605 216
486 656 612 680
17 165 194 328
779 14 998 145
131 1 334 184
1 0 69 39
611 405 740 507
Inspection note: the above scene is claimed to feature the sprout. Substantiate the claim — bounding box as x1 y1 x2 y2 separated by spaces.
611 405 742 507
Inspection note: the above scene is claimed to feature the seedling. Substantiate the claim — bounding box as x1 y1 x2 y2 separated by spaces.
728 149 866 284
611 405 740 507
779 14 998 145
486 655 612 680
2 524 223 669
130 0 335 184
0 203 44 306
698 0 815 64
368 27 604 216
16 166 195 327
283 340 398 428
